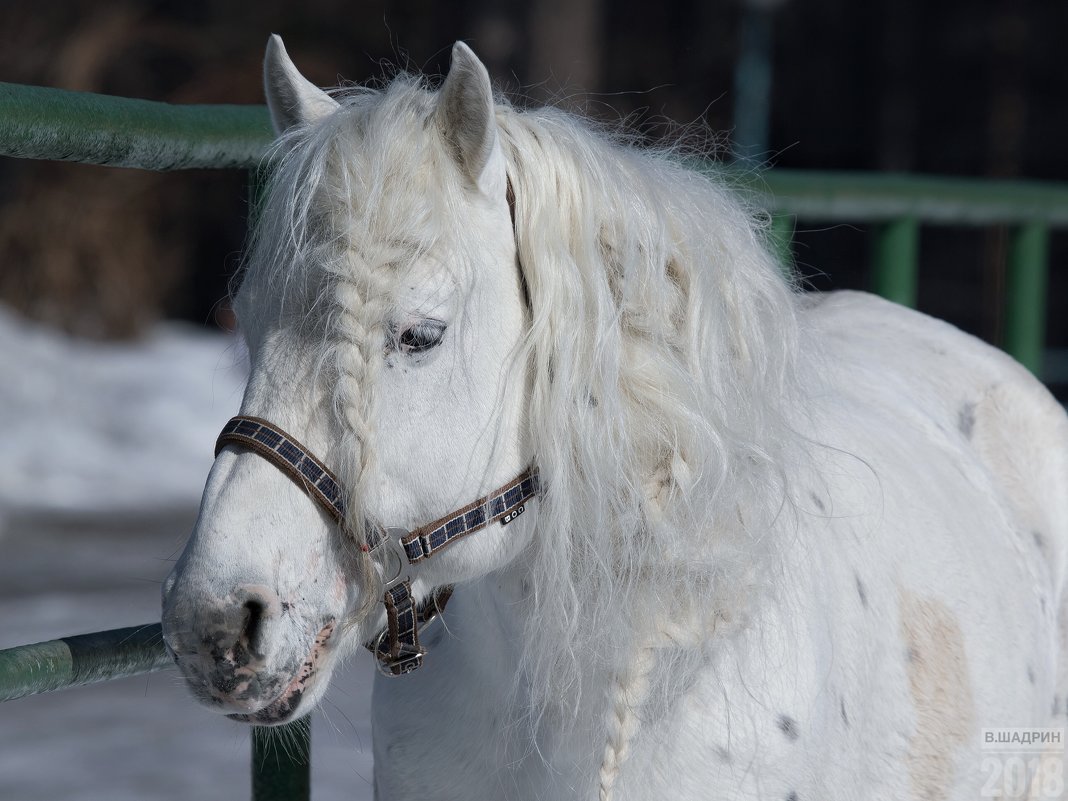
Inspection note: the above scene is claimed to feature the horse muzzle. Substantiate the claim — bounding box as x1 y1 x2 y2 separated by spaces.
161 580 336 724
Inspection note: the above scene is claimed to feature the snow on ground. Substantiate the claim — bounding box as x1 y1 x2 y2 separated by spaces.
0 305 249 519
0 306 375 800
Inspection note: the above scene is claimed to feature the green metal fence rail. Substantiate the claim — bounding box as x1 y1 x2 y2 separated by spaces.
0 82 298 800
2 79 1067 799
0 625 170 702
0 82 271 169
747 169 1068 376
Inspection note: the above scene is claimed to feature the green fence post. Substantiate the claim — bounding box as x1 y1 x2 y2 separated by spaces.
252 720 311 801
769 213 795 278
1004 221 1049 376
872 216 919 308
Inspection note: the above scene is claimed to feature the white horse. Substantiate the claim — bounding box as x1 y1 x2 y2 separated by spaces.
161 36 1068 800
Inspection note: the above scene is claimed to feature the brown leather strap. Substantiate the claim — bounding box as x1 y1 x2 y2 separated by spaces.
215 416 386 550
214 415 537 676
375 580 422 674
368 583 453 676
400 469 540 563
216 416 345 524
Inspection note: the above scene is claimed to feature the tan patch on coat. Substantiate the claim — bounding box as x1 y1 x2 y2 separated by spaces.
899 590 975 801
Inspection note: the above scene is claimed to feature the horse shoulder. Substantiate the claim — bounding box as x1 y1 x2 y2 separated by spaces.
791 289 1068 798
806 289 1068 594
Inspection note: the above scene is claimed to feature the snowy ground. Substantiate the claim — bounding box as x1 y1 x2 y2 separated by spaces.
0 307 375 800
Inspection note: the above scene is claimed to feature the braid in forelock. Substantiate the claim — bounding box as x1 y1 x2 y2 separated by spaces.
325 241 394 549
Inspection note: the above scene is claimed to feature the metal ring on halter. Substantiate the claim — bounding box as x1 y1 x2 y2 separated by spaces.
372 628 397 677
371 590 450 677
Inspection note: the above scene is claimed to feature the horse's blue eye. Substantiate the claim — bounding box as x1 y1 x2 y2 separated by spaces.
396 320 446 354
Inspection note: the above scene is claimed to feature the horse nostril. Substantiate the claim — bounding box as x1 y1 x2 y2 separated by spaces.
242 598 266 651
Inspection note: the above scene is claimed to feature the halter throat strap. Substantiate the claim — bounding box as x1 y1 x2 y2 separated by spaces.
215 415 538 676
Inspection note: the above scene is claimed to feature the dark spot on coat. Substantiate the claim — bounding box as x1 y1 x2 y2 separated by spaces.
1028 665 1035 685
855 574 868 608
809 492 826 512
840 698 850 727
785 792 799 801
715 746 731 763
906 646 918 663
1053 696 1061 717
1033 531 1046 550
958 403 976 439
777 714 799 741
281 601 293 613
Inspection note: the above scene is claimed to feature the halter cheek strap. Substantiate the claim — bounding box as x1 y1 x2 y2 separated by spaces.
215 415 538 676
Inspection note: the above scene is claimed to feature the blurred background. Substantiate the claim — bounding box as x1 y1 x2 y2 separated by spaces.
1 1 1066 798
1 0 1066 350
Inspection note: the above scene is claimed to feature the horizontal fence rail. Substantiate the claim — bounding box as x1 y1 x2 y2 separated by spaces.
0 82 271 170
0 624 170 702
754 169 1068 226
746 172 1067 375
4 82 1068 222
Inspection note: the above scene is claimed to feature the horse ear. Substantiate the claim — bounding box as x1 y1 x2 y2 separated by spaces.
436 42 504 198
263 34 339 135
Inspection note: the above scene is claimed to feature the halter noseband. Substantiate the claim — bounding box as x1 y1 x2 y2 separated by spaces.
215 415 539 676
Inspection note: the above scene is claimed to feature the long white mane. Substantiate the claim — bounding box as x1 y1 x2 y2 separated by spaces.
500 106 806 715
237 73 807 719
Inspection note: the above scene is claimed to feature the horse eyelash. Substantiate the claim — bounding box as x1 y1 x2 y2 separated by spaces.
390 318 447 354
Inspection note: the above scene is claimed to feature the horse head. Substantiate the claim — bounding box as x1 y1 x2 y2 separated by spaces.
161 37 535 724
162 32 799 733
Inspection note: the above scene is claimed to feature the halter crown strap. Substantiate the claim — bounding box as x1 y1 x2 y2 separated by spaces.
214 415 537 676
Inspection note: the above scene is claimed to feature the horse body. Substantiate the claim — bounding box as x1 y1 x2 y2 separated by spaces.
161 37 1068 800
374 290 1068 800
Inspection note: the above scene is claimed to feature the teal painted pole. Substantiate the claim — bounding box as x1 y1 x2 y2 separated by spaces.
0 624 171 702
1004 221 1049 376
0 82 272 170
769 213 795 278
872 217 919 308
252 719 312 801
732 5 775 164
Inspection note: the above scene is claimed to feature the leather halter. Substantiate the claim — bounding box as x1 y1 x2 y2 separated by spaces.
215 415 538 675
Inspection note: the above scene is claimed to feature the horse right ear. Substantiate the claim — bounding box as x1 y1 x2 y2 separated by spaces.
436 42 504 198
263 34 339 135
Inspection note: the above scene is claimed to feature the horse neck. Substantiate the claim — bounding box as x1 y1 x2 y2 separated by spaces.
467 561 613 781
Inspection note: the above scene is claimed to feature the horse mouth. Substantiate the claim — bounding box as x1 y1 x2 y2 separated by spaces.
227 620 335 726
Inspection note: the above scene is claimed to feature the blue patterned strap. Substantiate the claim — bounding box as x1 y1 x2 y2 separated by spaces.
215 415 536 676
215 416 386 550
400 470 540 563
371 583 454 676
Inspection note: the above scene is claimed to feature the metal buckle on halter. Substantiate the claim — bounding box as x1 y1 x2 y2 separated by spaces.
378 527 411 589
379 591 448 676
371 527 427 677
372 633 424 676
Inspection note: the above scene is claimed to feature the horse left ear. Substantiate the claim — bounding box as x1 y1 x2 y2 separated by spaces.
264 34 340 135
436 42 505 198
